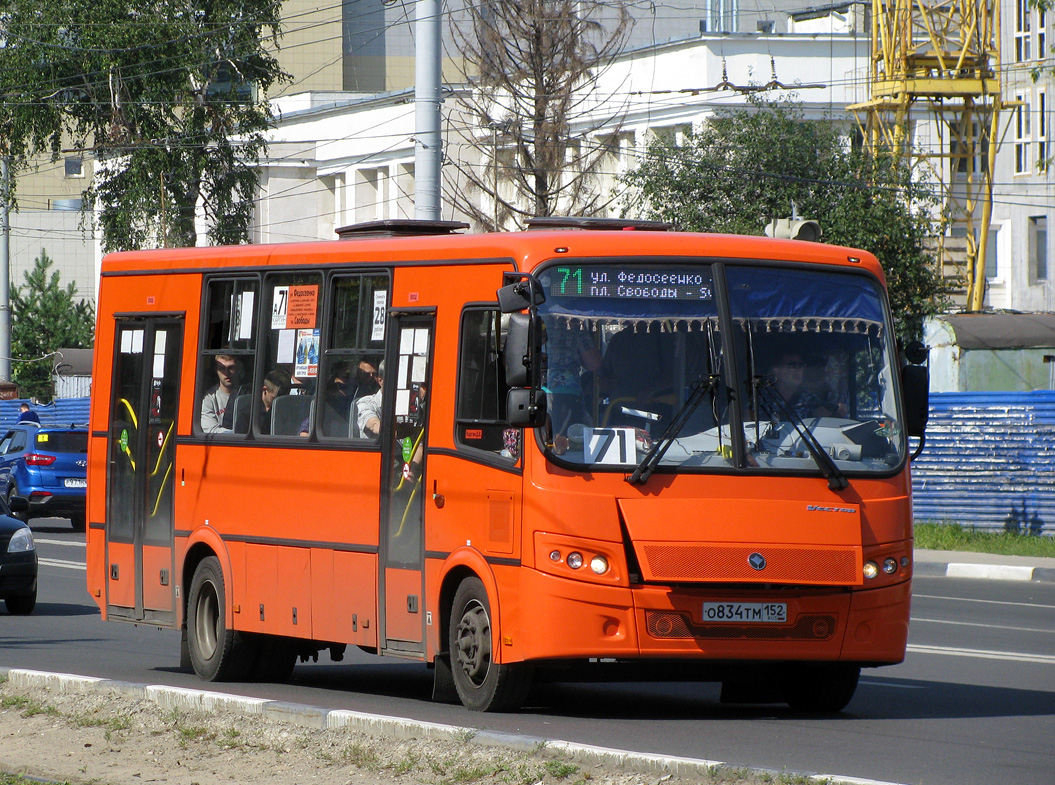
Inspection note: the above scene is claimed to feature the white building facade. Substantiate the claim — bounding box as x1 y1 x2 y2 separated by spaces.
255 19 872 243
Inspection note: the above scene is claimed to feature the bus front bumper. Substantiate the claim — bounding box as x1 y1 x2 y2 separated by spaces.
511 569 909 666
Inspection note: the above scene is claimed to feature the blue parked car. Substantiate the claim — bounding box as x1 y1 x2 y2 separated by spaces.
0 495 36 614
0 423 88 531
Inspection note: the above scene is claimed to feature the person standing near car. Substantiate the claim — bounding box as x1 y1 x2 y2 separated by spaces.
16 404 40 426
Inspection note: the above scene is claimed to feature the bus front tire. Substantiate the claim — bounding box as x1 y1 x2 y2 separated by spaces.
187 556 255 682
784 663 860 713
448 577 532 712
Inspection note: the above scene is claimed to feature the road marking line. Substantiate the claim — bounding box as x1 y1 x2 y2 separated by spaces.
34 538 85 548
908 643 1055 665
914 593 1055 610
38 557 86 571
912 617 1055 634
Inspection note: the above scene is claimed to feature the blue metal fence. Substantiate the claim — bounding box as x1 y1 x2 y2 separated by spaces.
0 398 90 430
912 391 1055 534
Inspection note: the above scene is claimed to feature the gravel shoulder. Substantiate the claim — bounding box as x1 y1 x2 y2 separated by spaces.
0 676 767 785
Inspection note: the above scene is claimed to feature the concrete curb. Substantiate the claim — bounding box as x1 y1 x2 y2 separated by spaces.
914 561 1055 583
0 666 911 785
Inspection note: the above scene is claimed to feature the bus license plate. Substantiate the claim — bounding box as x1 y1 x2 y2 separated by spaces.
702 602 787 623
64 478 87 488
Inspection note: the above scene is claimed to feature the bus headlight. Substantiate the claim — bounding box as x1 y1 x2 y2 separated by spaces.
567 552 584 570
590 555 609 575
863 561 879 579
883 558 898 575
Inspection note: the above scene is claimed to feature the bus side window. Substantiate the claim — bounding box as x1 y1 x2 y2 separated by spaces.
456 308 516 459
198 278 258 437
260 273 322 437
320 274 387 441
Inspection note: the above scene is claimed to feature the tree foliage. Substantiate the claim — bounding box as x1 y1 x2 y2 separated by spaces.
447 0 632 229
0 0 288 251
11 251 96 402
620 98 947 339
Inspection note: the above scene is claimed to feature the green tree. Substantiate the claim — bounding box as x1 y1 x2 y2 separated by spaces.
0 0 287 251
11 251 96 402
620 98 946 339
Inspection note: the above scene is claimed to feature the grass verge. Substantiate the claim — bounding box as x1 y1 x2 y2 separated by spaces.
915 521 1055 558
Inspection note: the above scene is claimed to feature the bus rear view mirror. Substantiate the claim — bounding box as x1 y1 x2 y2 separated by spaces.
497 279 545 313
901 364 929 438
507 388 547 427
504 313 532 387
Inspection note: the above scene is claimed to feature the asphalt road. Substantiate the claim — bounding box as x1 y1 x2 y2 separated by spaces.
4 518 1054 785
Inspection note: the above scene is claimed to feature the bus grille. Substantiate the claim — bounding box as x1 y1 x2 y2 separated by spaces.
646 611 837 641
640 544 858 584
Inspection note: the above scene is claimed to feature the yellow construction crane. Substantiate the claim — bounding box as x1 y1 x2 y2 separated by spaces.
850 0 1010 311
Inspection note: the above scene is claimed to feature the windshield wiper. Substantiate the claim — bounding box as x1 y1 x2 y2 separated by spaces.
627 374 721 485
752 378 848 491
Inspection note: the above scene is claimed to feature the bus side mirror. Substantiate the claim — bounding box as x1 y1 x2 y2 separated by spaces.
497 279 545 313
506 388 548 427
504 313 532 387
901 364 929 438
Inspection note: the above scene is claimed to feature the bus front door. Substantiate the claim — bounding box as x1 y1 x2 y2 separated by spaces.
379 313 433 657
105 319 183 625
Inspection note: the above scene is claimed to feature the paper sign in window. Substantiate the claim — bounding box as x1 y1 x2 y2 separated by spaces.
286 285 319 328
372 291 387 341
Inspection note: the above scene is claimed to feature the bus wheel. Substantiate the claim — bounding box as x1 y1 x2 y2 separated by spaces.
784 663 860 713
449 577 532 711
187 556 255 681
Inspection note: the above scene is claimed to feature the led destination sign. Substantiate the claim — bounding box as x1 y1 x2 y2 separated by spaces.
549 265 714 301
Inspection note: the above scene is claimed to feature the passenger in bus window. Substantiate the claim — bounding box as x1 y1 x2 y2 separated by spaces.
356 361 385 439
259 370 291 435
201 355 243 433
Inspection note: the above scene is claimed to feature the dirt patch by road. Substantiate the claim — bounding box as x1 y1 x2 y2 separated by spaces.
0 678 755 785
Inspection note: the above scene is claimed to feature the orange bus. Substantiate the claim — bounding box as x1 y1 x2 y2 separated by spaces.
86 218 928 712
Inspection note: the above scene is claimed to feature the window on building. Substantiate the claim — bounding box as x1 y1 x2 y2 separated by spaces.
1015 95 1031 174
951 121 990 175
1041 8 1047 59
1031 216 1049 281
1016 0 1033 61
1038 90 1048 172
64 157 84 178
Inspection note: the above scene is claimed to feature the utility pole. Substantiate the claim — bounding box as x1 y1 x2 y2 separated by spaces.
0 155 11 382
414 0 442 220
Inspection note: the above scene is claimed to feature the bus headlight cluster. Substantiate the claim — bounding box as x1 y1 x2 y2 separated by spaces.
863 554 910 580
548 548 609 575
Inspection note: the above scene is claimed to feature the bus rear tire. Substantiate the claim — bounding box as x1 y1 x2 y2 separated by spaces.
449 577 532 712
784 663 860 713
187 556 255 682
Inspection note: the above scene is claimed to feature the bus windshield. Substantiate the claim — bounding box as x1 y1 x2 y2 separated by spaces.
536 261 904 475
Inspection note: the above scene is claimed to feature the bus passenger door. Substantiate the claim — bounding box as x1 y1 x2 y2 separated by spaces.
105 319 183 625
379 313 433 656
